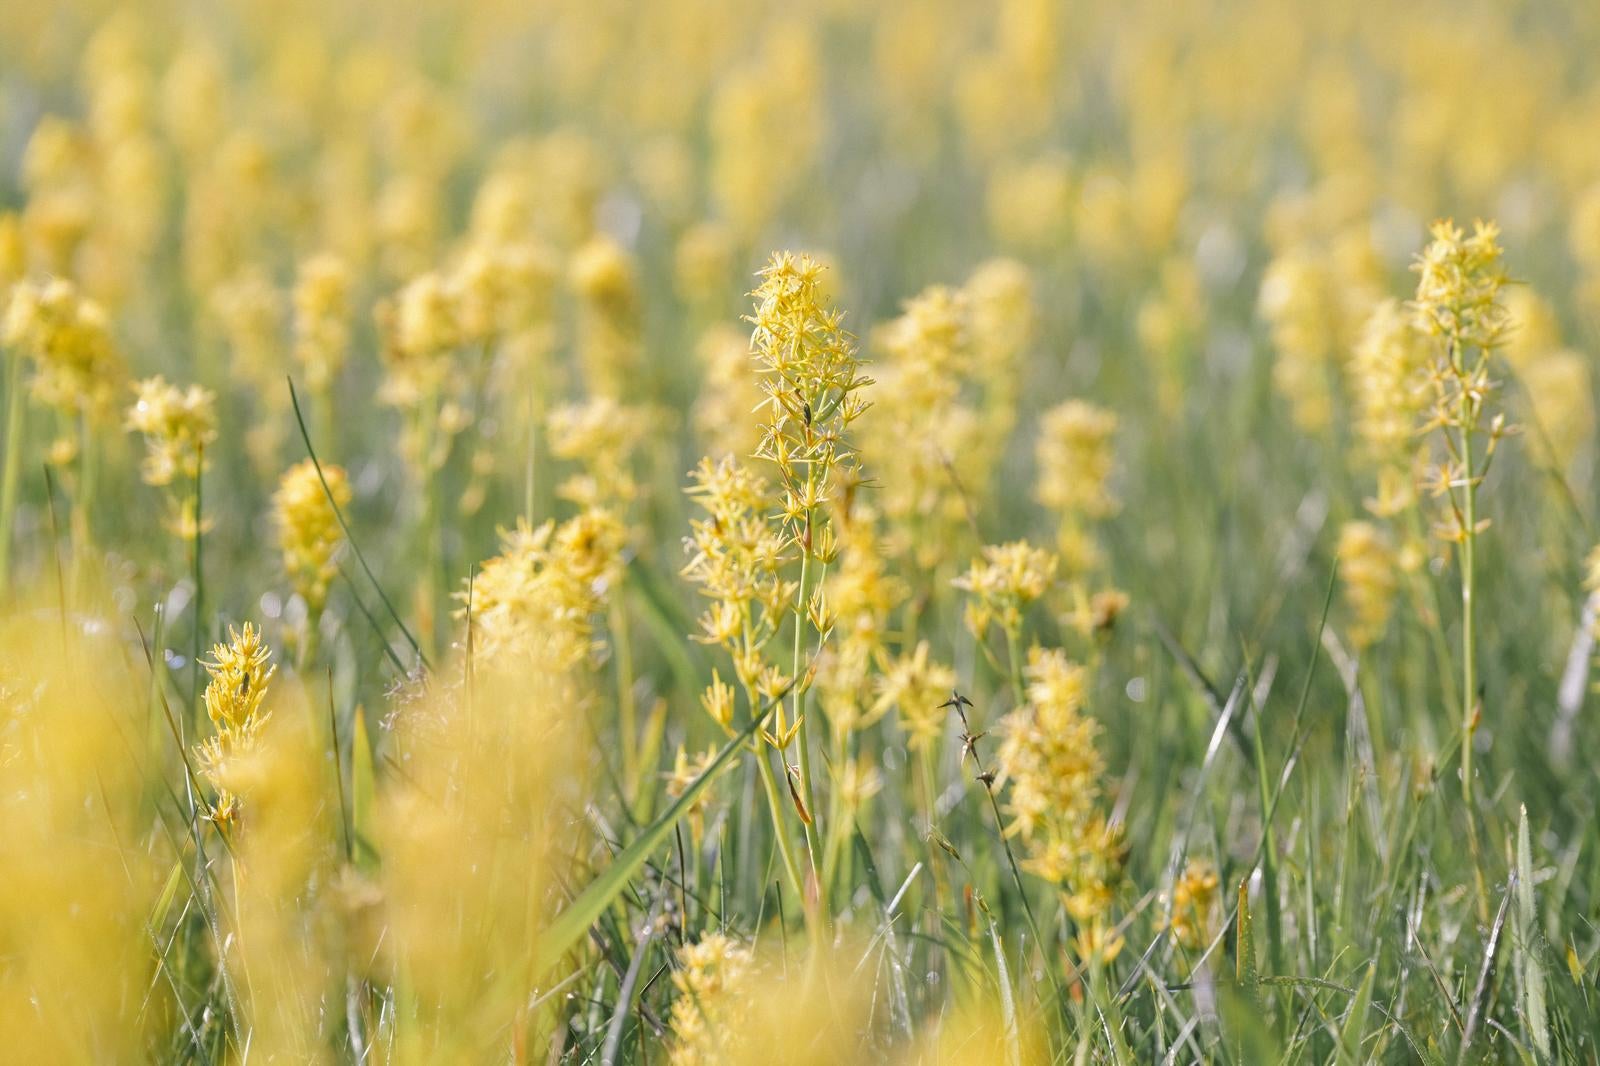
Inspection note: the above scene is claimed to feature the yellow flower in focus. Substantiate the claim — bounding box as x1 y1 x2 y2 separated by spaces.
195 623 276 832
1412 219 1509 351
994 647 1120 952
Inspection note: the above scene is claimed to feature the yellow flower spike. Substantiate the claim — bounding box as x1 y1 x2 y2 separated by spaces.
1336 521 1398 649
1412 218 1510 351
201 622 276 734
273 459 350 614
291 251 352 391
125 377 218 487
6 278 125 421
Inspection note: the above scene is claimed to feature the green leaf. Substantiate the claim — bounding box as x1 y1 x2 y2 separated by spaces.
350 705 377 870
535 688 782 974
987 918 1021 1066
1337 962 1376 1065
1514 806 1551 1060
1236 878 1261 1008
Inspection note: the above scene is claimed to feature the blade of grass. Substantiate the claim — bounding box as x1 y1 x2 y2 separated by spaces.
535 685 787 974
1513 806 1551 1059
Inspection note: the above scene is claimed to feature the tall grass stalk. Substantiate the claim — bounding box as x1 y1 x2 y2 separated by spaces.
0 342 23 596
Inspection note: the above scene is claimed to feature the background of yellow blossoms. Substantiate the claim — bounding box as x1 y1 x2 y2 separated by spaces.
3 0 1600 1060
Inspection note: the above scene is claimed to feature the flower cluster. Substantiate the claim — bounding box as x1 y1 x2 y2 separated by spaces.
547 395 650 510
953 540 1058 639
1036 399 1119 572
1413 219 1510 351
1349 299 1429 516
4 277 124 430
462 510 626 669
874 640 957 750
1414 218 1514 546
748 252 870 558
1166 858 1220 953
570 235 640 399
682 455 795 721
273 459 350 614
861 262 1034 573
195 623 276 833
667 933 755 1066
291 252 352 392
995 647 1122 959
125 376 218 541
126 376 218 487
1336 521 1398 650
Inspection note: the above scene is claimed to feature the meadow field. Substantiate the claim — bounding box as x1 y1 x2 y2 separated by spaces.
3 0 1600 1061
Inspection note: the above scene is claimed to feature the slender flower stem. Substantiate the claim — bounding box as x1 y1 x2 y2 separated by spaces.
74 410 95 570
1459 411 1476 813
190 452 205 728
1003 623 1027 708
1457 365 1489 921
790 477 826 917
0 342 25 597
612 596 638 787
747 682 806 909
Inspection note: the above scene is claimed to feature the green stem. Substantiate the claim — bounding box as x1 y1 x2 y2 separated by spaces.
747 682 807 909
1457 380 1487 921
417 398 442 658
790 475 825 916
74 411 95 571
297 605 323 674
0 343 25 597
612 595 638 788
1003 623 1027 708
190 456 205 728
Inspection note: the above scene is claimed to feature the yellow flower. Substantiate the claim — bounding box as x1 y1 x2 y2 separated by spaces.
668 933 755 1065
874 640 957 750
1167 858 1220 952
291 252 352 391
691 323 764 460
994 647 1120 948
700 670 737 733
953 540 1058 637
462 510 625 668
5 277 124 420
1412 218 1509 351
547 396 650 509
1036 400 1119 573
570 235 640 398
1337 521 1396 650
748 252 871 558
200 622 276 735
195 623 276 832
125 376 217 495
1350 299 1428 471
273 459 350 613
379 270 459 405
